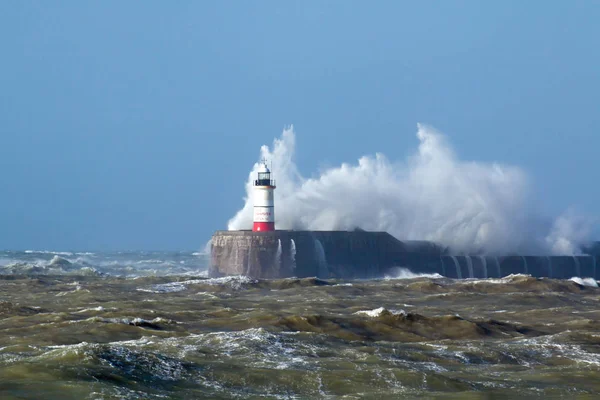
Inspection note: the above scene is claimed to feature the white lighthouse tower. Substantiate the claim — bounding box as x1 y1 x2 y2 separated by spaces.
253 159 276 232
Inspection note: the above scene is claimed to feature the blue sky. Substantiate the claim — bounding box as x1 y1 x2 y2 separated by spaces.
1 2 598 251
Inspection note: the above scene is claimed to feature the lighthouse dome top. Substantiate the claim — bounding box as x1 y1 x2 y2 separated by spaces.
257 163 270 173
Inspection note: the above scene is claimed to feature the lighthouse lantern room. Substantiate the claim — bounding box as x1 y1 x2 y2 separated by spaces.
253 159 276 232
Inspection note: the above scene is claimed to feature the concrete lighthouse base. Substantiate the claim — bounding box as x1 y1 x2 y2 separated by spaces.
210 230 600 280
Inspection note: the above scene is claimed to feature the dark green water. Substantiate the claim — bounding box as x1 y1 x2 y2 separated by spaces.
0 272 599 399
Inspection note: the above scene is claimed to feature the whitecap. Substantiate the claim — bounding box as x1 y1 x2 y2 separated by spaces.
462 274 534 285
195 292 219 299
201 275 257 289
384 267 443 280
354 307 406 317
74 306 113 313
137 275 255 294
24 250 74 256
569 277 598 287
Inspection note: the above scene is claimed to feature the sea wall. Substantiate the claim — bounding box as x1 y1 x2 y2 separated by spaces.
210 230 600 280
210 230 415 279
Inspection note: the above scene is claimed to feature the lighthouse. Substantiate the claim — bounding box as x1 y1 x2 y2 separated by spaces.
253 159 276 231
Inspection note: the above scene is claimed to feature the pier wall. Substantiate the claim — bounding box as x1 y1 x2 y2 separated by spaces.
210 230 600 280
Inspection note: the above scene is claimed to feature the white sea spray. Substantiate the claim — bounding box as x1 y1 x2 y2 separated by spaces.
228 125 592 255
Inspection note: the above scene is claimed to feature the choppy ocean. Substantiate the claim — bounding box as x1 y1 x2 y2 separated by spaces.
0 250 210 277
0 250 599 399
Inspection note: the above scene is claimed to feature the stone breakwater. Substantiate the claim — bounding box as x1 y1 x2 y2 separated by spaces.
210 231 600 279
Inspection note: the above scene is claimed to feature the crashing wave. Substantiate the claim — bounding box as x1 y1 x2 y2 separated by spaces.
228 125 593 255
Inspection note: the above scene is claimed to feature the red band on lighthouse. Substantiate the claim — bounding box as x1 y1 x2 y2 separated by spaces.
252 161 276 232
253 222 275 231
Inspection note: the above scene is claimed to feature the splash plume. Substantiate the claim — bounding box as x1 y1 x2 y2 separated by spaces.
228 124 591 255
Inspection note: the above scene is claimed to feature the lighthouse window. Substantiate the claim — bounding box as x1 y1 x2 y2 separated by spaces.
258 172 270 180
